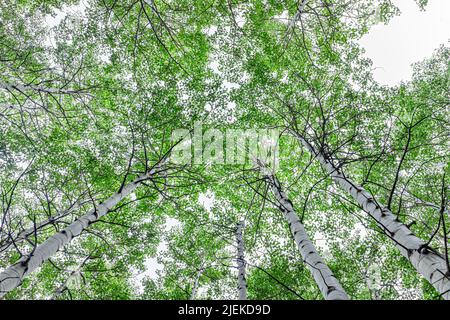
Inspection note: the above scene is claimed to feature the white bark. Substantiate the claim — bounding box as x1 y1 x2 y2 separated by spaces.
0 199 90 254
284 0 308 43
259 163 348 300
293 132 450 299
190 264 204 300
236 220 247 300
0 163 164 298
0 82 89 95
291 0 308 25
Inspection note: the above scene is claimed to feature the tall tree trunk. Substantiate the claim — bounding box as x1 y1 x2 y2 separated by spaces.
0 198 90 254
0 161 165 298
293 132 450 299
284 0 308 45
190 263 205 300
236 220 247 300
259 162 348 300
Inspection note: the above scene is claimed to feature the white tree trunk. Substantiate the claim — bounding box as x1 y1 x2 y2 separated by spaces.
293 132 450 299
284 0 308 44
0 82 88 95
236 220 248 300
0 163 164 298
0 199 90 254
190 262 205 300
259 163 348 300
292 0 308 23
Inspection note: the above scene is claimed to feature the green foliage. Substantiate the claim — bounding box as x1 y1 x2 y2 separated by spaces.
0 0 448 300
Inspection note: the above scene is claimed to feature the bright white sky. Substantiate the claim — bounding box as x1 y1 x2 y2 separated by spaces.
359 0 450 86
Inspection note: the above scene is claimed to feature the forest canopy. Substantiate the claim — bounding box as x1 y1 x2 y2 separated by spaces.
0 0 449 300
